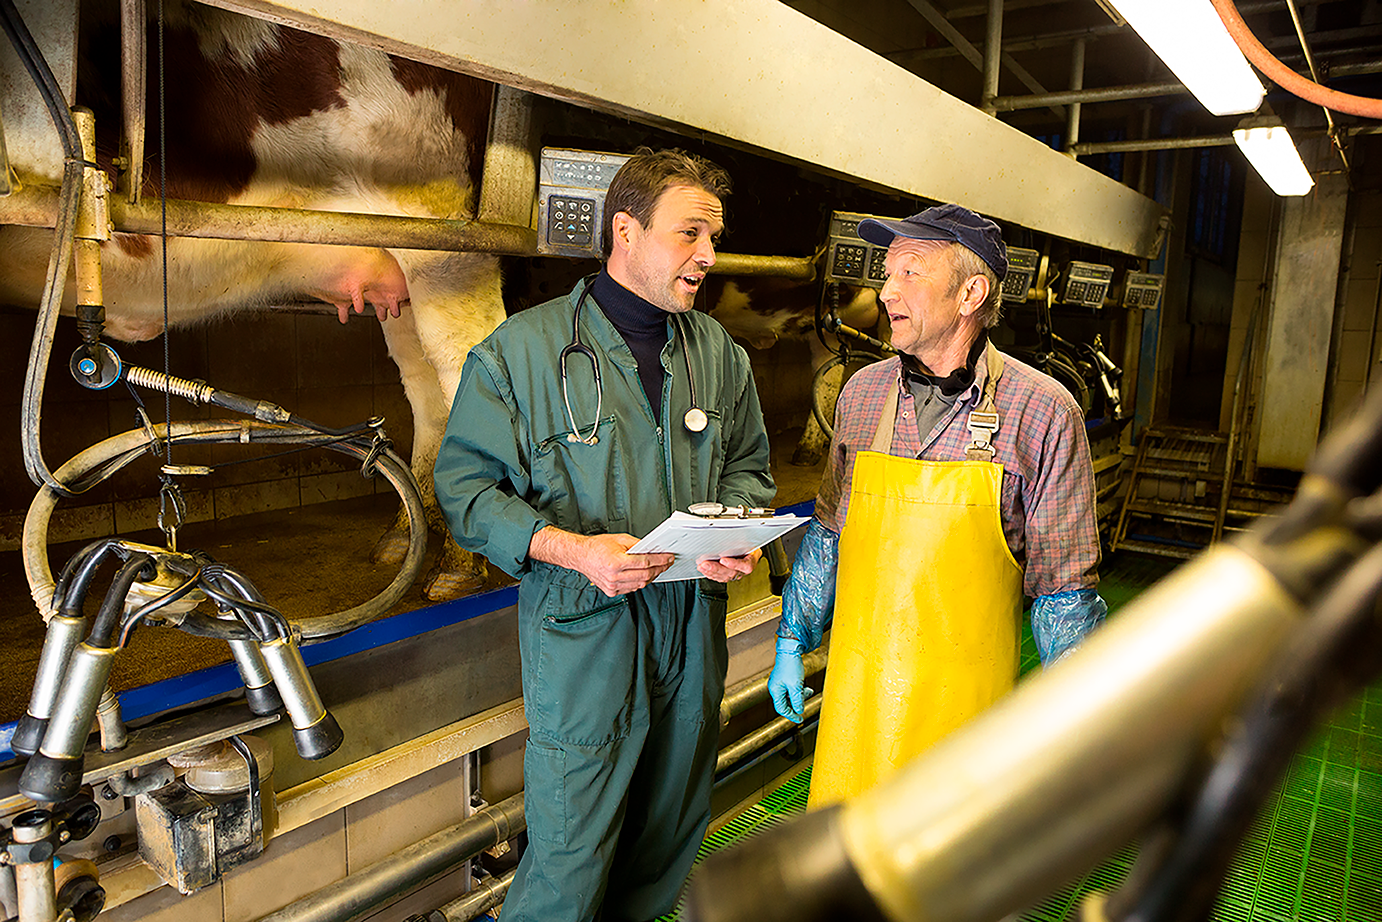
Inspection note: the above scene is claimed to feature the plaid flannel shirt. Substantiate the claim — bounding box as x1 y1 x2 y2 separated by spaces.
816 349 1101 598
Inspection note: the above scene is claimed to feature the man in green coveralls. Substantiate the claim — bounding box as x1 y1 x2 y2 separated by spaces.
435 148 775 922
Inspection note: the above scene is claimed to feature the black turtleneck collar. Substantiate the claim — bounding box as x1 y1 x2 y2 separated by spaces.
592 270 668 340
900 331 989 397
590 270 670 419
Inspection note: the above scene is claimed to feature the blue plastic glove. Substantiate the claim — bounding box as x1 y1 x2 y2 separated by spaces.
768 636 812 723
776 519 840 654
1031 588 1109 665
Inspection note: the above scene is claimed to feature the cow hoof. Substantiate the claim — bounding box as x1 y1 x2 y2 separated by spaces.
370 526 412 566
424 567 487 602
790 444 824 466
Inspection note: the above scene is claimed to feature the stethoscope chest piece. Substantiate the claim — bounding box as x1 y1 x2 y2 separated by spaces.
684 407 708 433
563 277 710 443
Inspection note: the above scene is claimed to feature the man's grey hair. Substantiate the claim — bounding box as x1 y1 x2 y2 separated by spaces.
946 243 1004 329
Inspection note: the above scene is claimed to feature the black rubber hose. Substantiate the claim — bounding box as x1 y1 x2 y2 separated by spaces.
87 555 156 648
0 0 80 153
49 553 85 616
53 539 120 616
1112 538 1382 922
199 570 290 643
116 570 205 648
1264 383 1382 547
1 0 89 496
56 540 125 619
172 612 257 641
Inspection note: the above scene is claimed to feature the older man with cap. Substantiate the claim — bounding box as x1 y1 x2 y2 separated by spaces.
768 203 1108 808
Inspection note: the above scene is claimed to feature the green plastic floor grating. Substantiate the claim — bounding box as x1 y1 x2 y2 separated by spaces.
661 551 1382 921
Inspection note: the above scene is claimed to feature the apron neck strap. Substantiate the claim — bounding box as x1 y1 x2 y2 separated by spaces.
965 342 1004 461
869 342 1005 457
869 376 901 454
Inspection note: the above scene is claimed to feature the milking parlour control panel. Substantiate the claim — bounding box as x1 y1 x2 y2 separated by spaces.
1002 246 1040 303
1061 260 1116 308
1122 271 1166 309
538 148 632 259
825 211 890 289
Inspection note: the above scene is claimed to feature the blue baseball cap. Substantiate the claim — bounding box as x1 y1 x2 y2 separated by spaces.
857 203 1008 281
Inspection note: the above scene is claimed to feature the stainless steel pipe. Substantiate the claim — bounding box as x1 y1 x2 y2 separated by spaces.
0 185 816 279
717 695 824 774
12 812 57 922
254 794 526 922
991 81 1188 112
425 869 515 922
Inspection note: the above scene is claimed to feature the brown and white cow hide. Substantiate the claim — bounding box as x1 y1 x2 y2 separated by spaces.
705 277 883 466
0 0 504 599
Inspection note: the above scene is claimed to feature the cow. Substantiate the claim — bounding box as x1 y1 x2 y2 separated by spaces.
0 0 503 600
705 276 884 466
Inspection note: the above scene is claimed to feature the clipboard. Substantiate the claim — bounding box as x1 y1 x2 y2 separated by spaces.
627 511 810 583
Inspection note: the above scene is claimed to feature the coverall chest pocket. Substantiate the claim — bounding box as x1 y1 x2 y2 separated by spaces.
531 597 638 746
532 417 631 535
687 408 725 488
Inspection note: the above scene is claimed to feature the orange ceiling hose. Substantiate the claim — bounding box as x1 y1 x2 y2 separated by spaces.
1210 0 1382 119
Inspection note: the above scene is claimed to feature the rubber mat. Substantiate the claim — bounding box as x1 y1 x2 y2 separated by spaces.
665 551 1380 921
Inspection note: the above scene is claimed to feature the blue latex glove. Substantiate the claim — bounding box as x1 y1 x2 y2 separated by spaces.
768 636 813 723
1031 588 1109 665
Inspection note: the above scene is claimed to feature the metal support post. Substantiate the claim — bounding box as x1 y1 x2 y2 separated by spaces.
1064 38 1085 157
981 0 1002 115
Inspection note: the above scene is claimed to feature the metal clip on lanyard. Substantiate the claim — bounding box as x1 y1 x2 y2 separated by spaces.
688 502 776 519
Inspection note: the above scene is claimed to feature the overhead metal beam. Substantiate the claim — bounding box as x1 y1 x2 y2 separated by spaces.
892 22 1124 64
1072 135 1237 155
1070 125 1382 156
194 0 1163 257
992 81 1189 112
902 0 1065 118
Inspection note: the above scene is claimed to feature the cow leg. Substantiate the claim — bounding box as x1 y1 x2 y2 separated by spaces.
388 249 508 601
373 303 484 600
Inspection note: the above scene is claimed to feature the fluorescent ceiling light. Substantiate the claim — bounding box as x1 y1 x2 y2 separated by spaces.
1233 125 1315 196
1106 0 1266 116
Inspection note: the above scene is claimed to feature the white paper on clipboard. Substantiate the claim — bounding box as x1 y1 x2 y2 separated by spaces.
628 511 810 583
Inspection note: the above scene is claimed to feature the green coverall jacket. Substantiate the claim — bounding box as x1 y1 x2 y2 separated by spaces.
433 279 774 922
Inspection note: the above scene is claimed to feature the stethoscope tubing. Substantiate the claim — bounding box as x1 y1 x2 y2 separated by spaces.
560 277 706 445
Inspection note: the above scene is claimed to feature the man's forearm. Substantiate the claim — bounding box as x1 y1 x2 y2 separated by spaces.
527 525 587 570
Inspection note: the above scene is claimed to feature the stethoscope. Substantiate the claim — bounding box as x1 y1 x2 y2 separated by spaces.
560 277 708 445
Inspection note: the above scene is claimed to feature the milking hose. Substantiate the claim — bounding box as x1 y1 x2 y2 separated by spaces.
22 420 428 640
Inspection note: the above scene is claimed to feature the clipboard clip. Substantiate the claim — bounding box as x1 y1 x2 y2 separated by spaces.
687 502 776 519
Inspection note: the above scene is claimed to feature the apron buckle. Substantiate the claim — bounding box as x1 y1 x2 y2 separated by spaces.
966 410 999 461
966 443 996 461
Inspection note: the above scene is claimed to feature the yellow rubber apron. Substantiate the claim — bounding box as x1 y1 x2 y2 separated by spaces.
809 343 1024 809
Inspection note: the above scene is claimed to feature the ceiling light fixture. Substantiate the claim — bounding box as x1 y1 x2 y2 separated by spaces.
1104 0 1265 116
1233 121 1315 196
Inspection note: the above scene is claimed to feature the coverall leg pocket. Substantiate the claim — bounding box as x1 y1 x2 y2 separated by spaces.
531 597 639 746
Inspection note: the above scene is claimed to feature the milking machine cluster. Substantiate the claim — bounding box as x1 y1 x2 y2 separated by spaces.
1 2 431 914
15 541 343 806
